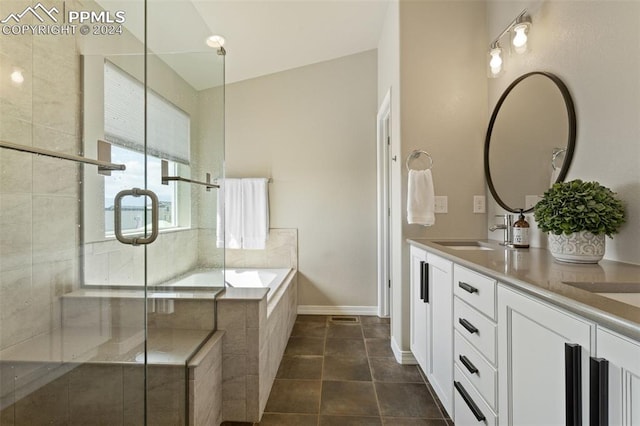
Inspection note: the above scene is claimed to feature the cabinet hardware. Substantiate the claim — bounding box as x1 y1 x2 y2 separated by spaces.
422 261 430 303
419 261 425 301
459 355 479 374
565 343 582 426
454 381 486 422
589 357 609 426
459 318 479 334
458 281 479 294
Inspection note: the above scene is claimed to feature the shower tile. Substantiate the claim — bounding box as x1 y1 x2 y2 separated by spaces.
218 301 247 330
0 146 33 195
123 365 145 425
13 374 69 425
147 366 186 425
32 127 79 196
0 194 32 272
0 267 32 321
31 195 78 264
68 364 124 425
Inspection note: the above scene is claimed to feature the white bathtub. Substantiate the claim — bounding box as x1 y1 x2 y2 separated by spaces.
161 268 292 300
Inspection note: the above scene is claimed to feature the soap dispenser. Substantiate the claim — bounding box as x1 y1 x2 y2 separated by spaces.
512 209 530 248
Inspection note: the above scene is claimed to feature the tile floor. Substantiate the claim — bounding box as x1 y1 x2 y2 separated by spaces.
222 315 453 426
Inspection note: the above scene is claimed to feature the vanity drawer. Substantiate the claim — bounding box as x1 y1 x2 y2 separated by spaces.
454 366 497 426
454 265 496 320
454 298 497 364
454 330 497 410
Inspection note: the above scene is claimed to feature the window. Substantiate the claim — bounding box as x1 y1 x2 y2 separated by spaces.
103 61 191 236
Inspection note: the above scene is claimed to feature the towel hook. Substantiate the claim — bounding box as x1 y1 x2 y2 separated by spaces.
406 150 433 172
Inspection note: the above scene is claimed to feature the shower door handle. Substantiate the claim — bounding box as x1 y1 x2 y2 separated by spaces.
114 188 159 245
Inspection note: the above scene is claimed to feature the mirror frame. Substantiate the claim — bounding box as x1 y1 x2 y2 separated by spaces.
484 71 577 213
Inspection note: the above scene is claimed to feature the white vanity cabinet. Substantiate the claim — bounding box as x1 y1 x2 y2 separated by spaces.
593 327 640 425
498 284 595 426
453 265 498 425
409 245 454 416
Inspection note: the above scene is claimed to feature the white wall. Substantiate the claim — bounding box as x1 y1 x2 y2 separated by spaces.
378 0 489 358
225 50 379 311
486 1 640 265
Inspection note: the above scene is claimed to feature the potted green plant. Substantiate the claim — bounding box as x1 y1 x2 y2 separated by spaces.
534 179 626 263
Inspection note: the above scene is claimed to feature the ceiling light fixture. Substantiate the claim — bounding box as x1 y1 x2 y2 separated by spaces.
488 10 532 78
206 35 225 48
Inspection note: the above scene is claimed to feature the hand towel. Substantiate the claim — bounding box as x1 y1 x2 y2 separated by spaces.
407 169 435 226
216 178 243 249
241 178 269 249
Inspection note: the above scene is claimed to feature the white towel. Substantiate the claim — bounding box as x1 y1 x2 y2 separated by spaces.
407 169 435 226
241 178 269 249
216 179 243 249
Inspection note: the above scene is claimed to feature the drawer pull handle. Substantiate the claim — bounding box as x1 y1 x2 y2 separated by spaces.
459 355 479 374
459 318 478 334
590 357 609 426
458 281 478 294
454 381 486 422
565 343 582 426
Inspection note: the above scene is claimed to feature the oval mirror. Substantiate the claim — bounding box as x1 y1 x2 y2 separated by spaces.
484 71 576 213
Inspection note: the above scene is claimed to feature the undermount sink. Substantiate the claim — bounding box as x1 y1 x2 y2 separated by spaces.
432 241 496 251
562 281 640 308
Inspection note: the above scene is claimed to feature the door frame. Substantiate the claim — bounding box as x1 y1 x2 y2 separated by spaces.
376 89 392 318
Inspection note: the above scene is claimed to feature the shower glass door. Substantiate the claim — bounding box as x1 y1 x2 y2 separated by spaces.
0 0 224 423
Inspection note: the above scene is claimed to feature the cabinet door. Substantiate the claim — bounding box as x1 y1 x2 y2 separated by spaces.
410 246 428 372
426 253 453 417
594 327 640 426
498 285 595 426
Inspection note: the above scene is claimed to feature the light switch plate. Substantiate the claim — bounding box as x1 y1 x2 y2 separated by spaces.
473 195 486 213
434 196 448 213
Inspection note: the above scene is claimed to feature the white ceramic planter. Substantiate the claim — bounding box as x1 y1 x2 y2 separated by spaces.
548 231 606 264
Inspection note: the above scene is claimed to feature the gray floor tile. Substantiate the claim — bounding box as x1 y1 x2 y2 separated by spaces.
359 316 390 325
375 383 441 418
276 356 323 380
323 356 372 381
320 381 379 417
369 358 423 383
382 418 448 425
284 337 325 356
327 323 364 339
259 413 318 425
363 324 390 338
264 379 321 414
292 321 328 338
325 338 367 357
365 338 394 358
296 315 328 323
320 415 383 425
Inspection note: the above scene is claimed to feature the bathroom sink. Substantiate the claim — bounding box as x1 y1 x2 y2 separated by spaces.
562 281 640 308
433 241 496 251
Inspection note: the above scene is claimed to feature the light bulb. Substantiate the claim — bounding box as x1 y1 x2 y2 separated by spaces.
206 35 225 48
10 69 24 85
512 26 528 48
489 48 503 75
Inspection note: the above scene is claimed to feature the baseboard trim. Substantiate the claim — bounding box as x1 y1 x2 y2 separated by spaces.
391 336 417 365
297 305 378 316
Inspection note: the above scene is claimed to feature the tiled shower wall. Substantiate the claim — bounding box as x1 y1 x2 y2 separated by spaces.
0 0 83 350
0 0 224 350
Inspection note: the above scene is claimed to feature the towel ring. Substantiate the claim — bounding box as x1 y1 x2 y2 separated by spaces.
406 150 433 171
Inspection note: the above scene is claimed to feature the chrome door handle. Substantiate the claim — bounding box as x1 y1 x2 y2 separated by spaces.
114 188 159 245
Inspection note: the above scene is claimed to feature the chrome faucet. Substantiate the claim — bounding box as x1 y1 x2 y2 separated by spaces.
490 214 514 246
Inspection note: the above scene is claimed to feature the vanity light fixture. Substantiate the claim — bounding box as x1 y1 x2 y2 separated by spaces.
488 10 532 78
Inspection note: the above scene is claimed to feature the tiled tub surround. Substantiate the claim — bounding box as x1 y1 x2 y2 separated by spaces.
217 269 298 423
0 328 224 425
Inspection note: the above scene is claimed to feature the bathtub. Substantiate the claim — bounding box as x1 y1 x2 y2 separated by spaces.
161 268 292 301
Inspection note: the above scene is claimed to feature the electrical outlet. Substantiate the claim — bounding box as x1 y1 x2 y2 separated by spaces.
434 196 448 213
473 195 486 213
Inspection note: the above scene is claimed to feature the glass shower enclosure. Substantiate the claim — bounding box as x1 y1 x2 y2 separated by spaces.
0 0 225 423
